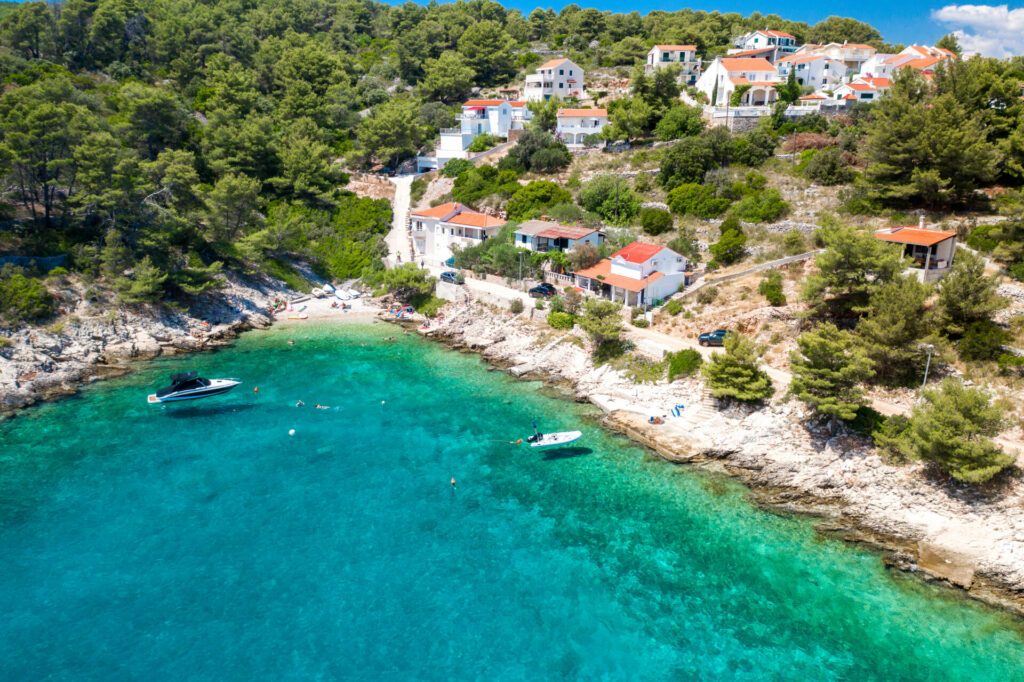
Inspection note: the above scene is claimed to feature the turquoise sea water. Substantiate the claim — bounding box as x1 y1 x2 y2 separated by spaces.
2 323 1024 680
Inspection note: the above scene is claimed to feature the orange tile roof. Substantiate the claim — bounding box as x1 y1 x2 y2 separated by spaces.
874 227 957 247
760 29 795 39
720 58 777 72
612 242 664 263
654 44 696 51
845 82 874 91
843 43 876 50
539 57 569 69
573 259 664 293
448 212 505 229
557 108 607 118
463 99 508 107
902 56 944 71
411 202 463 218
799 93 826 100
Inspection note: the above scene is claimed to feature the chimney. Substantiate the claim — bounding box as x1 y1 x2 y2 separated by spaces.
919 215 926 229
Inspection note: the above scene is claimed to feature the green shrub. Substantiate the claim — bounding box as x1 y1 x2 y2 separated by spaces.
510 298 524 314
667 349 703 381
547 311 575 329
410 177 428 203
966 224 999 252
803 147 854 185
631 318 649 328
506 181 572 221
441 158 474 178
664 298 683 316
782 230 807 255
639 207 673 235
467 134 502 153
666 183 731 218
758 270 787 306
731 189 789 223
959 320 1010 361
578 175 640 225
416 295 446 318
997 353 1024 373
0 270 54 323
47 266 69 278
709 229 747 265
1008 262 1024 282
697 285 719 304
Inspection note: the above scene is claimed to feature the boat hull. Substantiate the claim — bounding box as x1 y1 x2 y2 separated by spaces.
529 430 583 448
147 380 241 404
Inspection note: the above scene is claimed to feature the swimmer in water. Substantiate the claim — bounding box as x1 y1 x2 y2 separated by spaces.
315 403 330 410
450 477 457 489
295 400 305 407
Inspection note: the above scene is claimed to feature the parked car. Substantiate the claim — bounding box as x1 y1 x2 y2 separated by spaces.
439 271 461 284
528 283 557 298
698 329 729 347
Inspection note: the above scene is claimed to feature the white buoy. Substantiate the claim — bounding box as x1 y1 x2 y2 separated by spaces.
381 400 386 406
288 428 296 436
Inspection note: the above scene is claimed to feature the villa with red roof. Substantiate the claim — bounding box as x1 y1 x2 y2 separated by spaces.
524 57 585 102
574 242 688 306
513 220 604 253
409 202 507 266
555 108 608 147
645 45 702 85
776 53 847 91
696 57 782 107
873 221 958 283
732 29 799 62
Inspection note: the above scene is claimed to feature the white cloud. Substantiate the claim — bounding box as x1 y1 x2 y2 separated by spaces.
931 4 1024 57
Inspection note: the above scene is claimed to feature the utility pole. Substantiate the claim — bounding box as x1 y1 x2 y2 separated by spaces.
919 343 935 400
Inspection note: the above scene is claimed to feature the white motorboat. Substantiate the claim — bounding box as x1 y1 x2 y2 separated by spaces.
335 290 352 301
526 422 583 449
147 372 241 404
346 289 361 299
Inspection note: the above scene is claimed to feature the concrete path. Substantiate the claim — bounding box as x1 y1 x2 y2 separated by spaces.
384 175 414 267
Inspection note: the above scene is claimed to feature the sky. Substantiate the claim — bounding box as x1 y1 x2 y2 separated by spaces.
3 0 1021 56
401 1 1024 56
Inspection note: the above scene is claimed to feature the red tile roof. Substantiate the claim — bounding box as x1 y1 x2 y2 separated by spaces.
612 242 664 263
448 212 505 229
759 29 795 39
720 58 777 72
539 57 569 69
411 202 463 218
573 259 664 293
558 108 607 118
845 82 875 91
874 227 957 247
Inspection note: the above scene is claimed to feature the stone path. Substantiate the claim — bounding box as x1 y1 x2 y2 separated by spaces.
384 175 414 266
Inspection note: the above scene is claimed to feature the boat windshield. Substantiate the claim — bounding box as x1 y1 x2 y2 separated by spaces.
155 377 211 397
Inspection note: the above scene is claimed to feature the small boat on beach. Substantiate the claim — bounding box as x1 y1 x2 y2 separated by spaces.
147 371 240 404
526 422 582 449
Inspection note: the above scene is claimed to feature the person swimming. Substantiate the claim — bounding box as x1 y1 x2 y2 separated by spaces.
295 400 305 407
315 403 330 410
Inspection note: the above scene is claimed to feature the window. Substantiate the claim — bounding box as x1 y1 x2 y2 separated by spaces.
558 83 563 88
559 69 564 75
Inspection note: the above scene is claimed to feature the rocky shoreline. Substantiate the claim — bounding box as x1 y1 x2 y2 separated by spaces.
0 272 287 415
420 301 1024 618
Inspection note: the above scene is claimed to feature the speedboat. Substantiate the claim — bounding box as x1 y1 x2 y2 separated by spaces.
526 422 583 449
147 371 240 404
527 431 583 448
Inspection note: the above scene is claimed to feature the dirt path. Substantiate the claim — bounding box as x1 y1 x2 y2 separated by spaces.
384 175 414 266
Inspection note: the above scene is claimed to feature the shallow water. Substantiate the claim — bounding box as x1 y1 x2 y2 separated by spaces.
2 323 1023 680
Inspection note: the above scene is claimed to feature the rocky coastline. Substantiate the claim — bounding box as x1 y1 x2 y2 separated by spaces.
420 301 1024 618
0 272 287 415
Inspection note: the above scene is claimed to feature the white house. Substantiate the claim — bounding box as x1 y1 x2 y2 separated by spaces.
645 44 701 84
410 202 507 266
874 223 958 283
513 220 604 253
859 45 955 82
732 29 799 62
555 108 608 147
793 42 877 76
775 53 847 91
428 99 530 171
696 57 781 107
525 57 585 102
574 242 687 306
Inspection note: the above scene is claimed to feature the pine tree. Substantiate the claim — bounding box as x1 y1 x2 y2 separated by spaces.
790 323 875 434
936 249 1005 335
900 379 1011 484
856 275 933 384
702 333 774 402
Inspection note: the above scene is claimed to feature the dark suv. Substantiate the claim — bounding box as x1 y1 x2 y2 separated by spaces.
529 283 557 298
439 271 460 284
698 329 729 346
